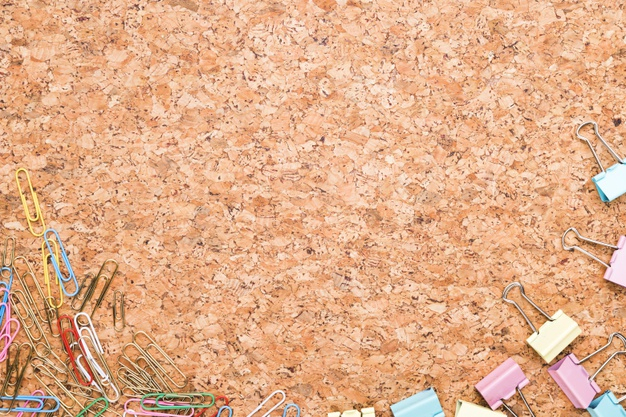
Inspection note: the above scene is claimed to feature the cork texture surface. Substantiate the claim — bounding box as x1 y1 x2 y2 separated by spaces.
1 0 626 416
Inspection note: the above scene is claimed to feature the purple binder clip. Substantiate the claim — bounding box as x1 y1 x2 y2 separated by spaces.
562 227 626 288
475 358 535 416
548 332 626 409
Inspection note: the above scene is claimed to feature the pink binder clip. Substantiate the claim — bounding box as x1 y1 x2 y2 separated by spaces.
548 332 626 409
562 227 626 288
475 358 535 416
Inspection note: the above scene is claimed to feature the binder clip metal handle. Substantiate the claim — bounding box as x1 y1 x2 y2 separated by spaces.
562 227 618 269
576 121 625 173
502 282 552 333
563 228 626 287
475 358 535 417
588 391 626 417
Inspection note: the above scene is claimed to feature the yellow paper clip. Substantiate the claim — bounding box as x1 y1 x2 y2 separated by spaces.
42 240 63 309
15 168 46 237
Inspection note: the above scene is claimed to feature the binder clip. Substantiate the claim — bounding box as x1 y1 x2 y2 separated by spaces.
548 332 626 408
588 391 626 417
576 121 626 203
475 358 536 417
455 401 506 417
502 282 581 363
562 227 626 288
390 388 444 417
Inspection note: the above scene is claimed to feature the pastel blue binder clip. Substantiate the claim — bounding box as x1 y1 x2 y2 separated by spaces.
391 388 444 417
587 391 626 417
576 121 626 203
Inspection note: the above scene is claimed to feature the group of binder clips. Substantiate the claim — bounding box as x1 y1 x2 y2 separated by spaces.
576 121 626 203
500 281 626 416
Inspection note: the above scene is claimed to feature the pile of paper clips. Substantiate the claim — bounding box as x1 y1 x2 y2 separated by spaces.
4 168 302 417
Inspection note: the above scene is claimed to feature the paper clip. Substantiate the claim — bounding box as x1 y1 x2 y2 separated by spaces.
91 259 118 316
2 343 34 412
0 395 59 414
475 358 535 416
562 227 626 288
588 391 626 417
1 238 14 270
455 401 506 417
216 406 233 417
283 404 301 417
15 168 47 237
576 121 626 202
132 331 188 389
502 282 581 363
71 274 97 311
141 393 215 411
9 290 52 357
42 240 63 309
113 290 126 332
246 390 286 417
13 256 49 323
124 398 195 417
43 229 79 296
548 332 626 408
391 388 444 417
15 389 44 417
76 397 110 417
58 314 94 386
0 302 21 362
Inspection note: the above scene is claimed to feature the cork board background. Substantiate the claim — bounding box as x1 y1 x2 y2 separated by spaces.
2 0 626 416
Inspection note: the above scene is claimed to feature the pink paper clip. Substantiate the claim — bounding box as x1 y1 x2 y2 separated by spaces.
562 228 626 288
475 358 536 416
548 333 626 408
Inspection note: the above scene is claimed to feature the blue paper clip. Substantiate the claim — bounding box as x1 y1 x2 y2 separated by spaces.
283 404 301 417
43 229 79 296
0 395 60 413
391 388 444 417
588 391 626 417
217 406 234 417
576 121 626 203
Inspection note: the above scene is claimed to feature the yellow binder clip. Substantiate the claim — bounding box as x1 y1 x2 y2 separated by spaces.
502 282 581 363
455 401 506 417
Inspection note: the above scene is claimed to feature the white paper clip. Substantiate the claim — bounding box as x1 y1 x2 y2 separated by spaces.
502 282 581 363
562 227 626 288
391 388 444 417
455 401 505 417
247 390 286 417
576 121 626 203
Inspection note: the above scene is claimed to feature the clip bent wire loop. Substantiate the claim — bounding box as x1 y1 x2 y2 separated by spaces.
42 240 63 309
15 168 46 237
124 398 195 417
576 121 626 202
2 343 34 413
113 290 126 332
549 332 626 408
475 358 535 417
9 290 52 357
1 238 15 270
562 227 626 288
588 391 626 417
502 282 581 363
283 404 301 417
390 388 444 417
90 259 118 316
246 390 286 417
71 274 97 311
216 406 233 417
43 229 79 296
132 331 188 389
0 302 21 362
76 397 110 417
140 393 215 411
455 401 506 417
13 256 48 323
58 315 94 387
